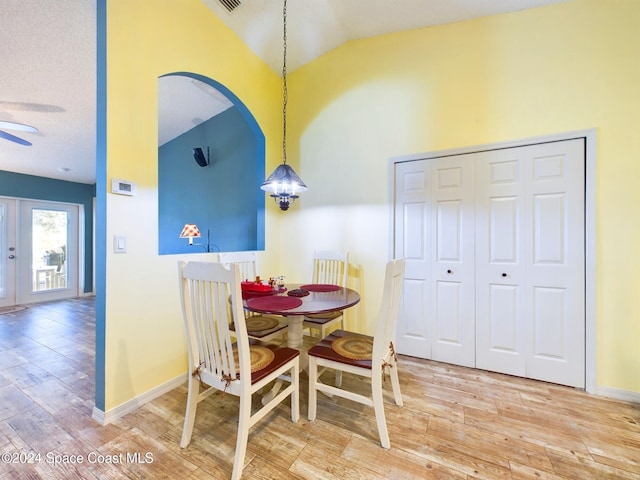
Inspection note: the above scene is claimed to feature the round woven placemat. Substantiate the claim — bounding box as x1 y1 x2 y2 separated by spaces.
246 316 279 332
331 336 373 360
300 284 341 292
246 295 303 310
232 346 275 373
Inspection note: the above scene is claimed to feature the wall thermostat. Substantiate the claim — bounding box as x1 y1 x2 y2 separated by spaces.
111 179 137 196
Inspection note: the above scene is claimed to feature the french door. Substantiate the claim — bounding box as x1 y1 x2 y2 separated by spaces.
0 197 80 307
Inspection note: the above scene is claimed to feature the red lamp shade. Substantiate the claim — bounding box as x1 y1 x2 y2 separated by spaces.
179 224 202 244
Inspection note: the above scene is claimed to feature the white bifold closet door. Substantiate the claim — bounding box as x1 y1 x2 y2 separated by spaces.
394 138 585 388
428 156 476 368
475 140 585 387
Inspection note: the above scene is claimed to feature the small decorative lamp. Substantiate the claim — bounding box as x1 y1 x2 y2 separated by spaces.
179 224 219 252
179 224 201 245
260 0 307 211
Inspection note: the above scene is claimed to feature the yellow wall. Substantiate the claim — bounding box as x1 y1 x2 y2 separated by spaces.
286 0 640 394
104 0 640 413
104 0 282 410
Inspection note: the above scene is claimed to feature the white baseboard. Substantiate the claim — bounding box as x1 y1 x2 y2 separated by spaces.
92 373 187 425
595 385 640 404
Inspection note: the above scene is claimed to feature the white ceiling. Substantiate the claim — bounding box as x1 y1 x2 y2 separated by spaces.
0 0 569 185
203 0 569 74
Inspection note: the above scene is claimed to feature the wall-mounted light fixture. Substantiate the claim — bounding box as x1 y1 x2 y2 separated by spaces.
193 147 209 167
179 223 219 252
260 0 307 211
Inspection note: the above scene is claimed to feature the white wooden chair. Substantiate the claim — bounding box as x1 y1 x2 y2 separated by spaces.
303 250 349 339
178 261 300 480
219 251 288 343
308 258 405 449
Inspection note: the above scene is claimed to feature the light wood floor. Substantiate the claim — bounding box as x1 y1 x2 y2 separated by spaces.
1 298 639 479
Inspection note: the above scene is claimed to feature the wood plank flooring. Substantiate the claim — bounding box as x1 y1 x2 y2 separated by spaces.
1 297 639 479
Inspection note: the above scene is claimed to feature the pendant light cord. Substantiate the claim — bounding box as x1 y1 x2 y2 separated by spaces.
282 0 288 165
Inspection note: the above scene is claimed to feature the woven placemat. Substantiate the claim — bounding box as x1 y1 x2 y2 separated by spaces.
232 346 275 373
246 296 303 310
300 284 341 292
246 316 280 332
331 335 373 360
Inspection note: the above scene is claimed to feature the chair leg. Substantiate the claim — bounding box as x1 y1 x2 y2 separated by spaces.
389 361 403 407
334 318 345 387
291 358 300 423
371 373 390 449
308 356 318 421
180 376 200 448
232 393 252 480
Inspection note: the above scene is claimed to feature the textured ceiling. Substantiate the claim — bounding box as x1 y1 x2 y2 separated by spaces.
1 0 96 184
0 0 569 184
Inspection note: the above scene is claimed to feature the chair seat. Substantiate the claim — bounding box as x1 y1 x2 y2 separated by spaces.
304 311 343 324
246 341 299 384
308 329 373 369
230 314 288 340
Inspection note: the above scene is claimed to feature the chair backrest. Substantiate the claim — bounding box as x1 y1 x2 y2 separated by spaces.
312 250 349 286
372 258 406 363
218 251 258 282
178 261 250 392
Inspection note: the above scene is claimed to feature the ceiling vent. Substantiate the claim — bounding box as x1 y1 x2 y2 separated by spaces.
218 0 241 12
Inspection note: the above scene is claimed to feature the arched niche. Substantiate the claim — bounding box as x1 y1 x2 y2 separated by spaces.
157 72 265 254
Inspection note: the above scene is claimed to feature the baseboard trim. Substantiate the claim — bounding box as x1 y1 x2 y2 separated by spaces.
92 373 187 425
595 386 640 404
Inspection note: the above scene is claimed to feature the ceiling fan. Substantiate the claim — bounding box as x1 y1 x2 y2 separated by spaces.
0 120 38 146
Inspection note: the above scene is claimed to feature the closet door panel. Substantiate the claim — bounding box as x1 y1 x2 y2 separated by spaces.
430 156 475 367
526 140 585 388
476 148 527 375
394 161 431 357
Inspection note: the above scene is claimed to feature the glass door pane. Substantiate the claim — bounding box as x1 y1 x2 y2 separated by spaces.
31 208 68 292
19 200 79 304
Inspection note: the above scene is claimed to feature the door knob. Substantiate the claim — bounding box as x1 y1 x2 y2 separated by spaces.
8 247 15 251
447 269 453 274
8 255 15 259
502 273 507 277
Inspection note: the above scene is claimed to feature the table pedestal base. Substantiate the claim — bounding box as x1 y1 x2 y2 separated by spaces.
262 314 308 405
285 314 308 370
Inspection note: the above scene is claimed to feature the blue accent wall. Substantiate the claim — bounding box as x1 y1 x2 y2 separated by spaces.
158 106 265 254
0 170 94 294
95 0 107 412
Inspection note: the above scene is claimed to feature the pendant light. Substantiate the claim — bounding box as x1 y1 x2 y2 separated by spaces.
260 0 307 211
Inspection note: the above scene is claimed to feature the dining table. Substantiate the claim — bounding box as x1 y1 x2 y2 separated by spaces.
242 283 361 369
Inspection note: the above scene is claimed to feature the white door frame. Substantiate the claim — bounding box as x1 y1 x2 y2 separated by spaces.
0 198 17 308
389 129 597 394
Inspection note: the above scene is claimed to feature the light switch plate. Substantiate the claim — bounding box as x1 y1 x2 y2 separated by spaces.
114 236 127 253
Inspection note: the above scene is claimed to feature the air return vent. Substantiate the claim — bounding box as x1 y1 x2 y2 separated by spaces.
218 0 241 12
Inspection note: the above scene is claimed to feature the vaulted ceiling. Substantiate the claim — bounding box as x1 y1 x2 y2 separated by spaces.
0 0 569 184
